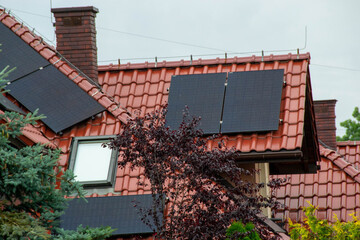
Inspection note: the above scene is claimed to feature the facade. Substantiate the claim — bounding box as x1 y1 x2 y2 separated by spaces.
0 5 323 239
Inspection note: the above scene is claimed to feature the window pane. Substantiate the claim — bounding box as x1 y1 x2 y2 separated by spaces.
73 142 112 182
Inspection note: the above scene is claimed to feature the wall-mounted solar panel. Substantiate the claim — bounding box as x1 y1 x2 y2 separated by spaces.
6 66 105 133
60 195 158 236
0 22 50 82
221 69 284 133
166 73 226 134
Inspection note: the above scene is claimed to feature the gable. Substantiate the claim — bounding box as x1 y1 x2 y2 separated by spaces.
98 54 320 174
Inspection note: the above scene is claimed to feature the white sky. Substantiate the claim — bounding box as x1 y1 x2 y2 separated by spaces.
1 0 359 136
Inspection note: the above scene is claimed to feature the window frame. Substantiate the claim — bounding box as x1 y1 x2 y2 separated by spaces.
68 135 118 188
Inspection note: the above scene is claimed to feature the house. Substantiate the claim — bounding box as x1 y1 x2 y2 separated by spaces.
0 5 321 239
273 100 360 228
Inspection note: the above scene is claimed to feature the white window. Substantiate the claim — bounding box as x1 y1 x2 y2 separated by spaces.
69 136 117 187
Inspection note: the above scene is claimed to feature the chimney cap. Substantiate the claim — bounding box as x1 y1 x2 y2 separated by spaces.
313 99 337 104
51 6 99 14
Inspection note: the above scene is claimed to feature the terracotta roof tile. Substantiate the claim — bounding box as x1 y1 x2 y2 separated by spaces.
98 55 310 154
273 144 360 227
337 141 360 170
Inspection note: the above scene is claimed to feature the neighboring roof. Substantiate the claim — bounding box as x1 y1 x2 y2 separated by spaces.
337 141 360 170
0 8 131 125
273 144 360 227
98 53 320 174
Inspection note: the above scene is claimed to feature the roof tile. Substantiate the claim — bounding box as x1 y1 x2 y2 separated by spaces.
273 144 360 228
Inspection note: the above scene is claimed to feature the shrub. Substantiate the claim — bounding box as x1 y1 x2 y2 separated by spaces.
289 203 360 239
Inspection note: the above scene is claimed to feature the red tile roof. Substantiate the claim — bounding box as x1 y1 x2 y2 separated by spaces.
273 144 360 226
98 53 311 153
1 7 319 174
337 141 360 170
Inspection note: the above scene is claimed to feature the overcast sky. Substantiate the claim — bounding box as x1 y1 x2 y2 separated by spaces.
1 0 359 136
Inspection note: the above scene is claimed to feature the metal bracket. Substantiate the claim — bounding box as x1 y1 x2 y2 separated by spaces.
53 57 62 65
71 74 79 81
91 89 100 96
14 23 23 33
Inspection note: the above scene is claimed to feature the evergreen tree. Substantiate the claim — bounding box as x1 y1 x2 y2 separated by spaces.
337 107 360 141
0 66 114 239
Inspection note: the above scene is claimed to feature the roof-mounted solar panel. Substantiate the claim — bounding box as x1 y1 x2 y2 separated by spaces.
221 69 284 133
6 66 105 133
0 22 50 81
166 73 226 134
0 21 105 133
60 195 159 236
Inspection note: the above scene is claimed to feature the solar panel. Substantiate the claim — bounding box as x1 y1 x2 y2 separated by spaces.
60 195 159 236
221 69 284 133
0 21 105 133
166 73 226 134
0 94 26 115
0 22 50 82
6 66 105 133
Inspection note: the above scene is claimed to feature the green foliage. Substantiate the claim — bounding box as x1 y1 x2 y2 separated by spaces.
0 66 114 239
337 107 360 141
289 203 360 239
226 221 261 240
54 225 115 240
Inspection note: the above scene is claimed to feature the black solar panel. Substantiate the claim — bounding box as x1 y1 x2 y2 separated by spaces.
0 22 50 81
0 94 26 114
0 21 105 133
60 195 158 236
6 66 105 133
166 73 226 134
221 69 284 133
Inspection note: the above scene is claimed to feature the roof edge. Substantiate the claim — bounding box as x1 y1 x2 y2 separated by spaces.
320 145 360 184
236 149 303 163
337 141 360 146
98 53 311 71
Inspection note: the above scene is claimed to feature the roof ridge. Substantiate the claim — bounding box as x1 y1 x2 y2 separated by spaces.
98 53 311 71
0 8 131 124
320 145 360 184
337 140 360 146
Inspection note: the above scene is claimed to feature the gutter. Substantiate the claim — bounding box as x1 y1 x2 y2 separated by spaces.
235 149 303 163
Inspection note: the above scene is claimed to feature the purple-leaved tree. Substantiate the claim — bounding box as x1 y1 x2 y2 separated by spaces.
106 108 284 239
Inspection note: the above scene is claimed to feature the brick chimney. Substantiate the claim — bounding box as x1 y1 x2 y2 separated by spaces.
314 100 337 150
51 6 98 82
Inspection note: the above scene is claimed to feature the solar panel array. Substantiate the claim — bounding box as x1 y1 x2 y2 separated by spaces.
166 69 284 134
0 22 105 133
60 195 158 236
